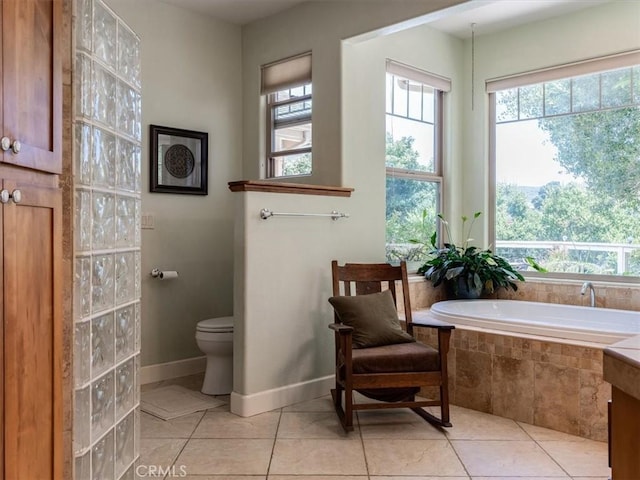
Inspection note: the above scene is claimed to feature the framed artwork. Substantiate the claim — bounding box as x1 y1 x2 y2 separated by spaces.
150 124 208 195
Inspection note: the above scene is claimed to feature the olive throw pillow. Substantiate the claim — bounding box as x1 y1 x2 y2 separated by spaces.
328 289 415 348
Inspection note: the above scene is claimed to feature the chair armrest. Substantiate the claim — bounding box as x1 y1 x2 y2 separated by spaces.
328 323 354 334
411 310 455 330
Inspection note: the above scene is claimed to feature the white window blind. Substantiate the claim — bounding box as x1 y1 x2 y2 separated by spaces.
486 49 640 92
386 59 451 92
261 52 312 95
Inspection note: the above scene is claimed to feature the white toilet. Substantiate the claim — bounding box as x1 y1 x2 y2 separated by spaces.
195 316 234 395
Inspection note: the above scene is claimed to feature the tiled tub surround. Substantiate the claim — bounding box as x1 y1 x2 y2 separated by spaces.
407 277 640 442
73 0 142 478
415 324 610 441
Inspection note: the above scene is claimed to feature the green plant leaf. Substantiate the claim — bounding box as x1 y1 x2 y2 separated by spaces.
525 256 548 272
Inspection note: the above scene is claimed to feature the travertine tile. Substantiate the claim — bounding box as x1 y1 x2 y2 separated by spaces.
138 438 187 471
455 349 492 412
538 440 610 477
270 438 367 475
472 478 567 480
182 477 265 480
357 409 445 439
139 369 617 479
278 412 351 438
570 477 609 480
364 439 467 476
579 370 610 441
518 422 588 442
611 335 640 350
141 411 204 438
604 349 640 399
270 477 366 480
444 405 529 440
176 439 273 475
451 440 567 477
534 362 580 435
371 477 468 480
283 395 335 412
447 344 457 403
492 355 534 423
191 410 280 438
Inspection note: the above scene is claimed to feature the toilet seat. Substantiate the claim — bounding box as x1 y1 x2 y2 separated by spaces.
197 316 234 333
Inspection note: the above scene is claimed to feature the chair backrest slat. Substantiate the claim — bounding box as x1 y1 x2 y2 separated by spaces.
330 260 413 331
355 281 381 296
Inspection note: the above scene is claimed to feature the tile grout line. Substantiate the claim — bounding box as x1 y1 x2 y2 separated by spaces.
518 419 574 478
443 423 472 479
516 417 591 478
166 408 208 479
535 438 579 479
265 407 284 479
355 409 372 480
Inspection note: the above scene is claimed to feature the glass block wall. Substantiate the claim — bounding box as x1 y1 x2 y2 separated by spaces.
73 0 142 478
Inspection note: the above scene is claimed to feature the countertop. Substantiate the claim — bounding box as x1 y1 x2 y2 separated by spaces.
604 334 640 400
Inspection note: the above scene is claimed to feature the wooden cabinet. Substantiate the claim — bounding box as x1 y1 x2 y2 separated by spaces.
610 386 640 479
1 176 63 480
0 0 65 478
1 0 62 174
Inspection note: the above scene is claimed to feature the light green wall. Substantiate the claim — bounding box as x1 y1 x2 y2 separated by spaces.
106 0 242 366
461 0 640 246
342 23 465 248
233 18 466 395
241 0 469 186
234 1 466 405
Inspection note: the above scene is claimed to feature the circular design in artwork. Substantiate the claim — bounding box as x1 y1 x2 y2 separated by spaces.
164 144 195 178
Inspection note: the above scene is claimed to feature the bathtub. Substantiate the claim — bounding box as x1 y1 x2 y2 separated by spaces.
428 299 640 345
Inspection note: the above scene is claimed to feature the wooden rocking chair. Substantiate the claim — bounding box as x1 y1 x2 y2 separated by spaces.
328 260 454 431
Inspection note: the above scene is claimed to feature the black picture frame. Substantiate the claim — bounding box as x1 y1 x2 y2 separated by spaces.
150 124 208 195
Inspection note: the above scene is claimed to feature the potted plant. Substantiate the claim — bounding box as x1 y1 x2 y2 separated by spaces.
415 212 528 299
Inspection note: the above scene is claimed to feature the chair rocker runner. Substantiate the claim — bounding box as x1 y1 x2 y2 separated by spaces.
328 260 454 431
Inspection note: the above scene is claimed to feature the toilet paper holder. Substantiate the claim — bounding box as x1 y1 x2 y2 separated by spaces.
150 268 179 279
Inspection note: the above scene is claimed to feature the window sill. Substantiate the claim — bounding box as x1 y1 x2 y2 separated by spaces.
228 180 354 197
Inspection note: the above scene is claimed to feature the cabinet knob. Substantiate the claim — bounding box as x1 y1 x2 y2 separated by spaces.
11 189 22 204
0 137 21 154
0 189 22 204
11 139 21 154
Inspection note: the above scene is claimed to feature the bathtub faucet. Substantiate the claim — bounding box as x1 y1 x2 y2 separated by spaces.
580 281 596 307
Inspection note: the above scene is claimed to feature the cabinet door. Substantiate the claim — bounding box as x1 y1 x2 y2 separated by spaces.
2 179 63 479
1 0 62 174
611 386 640 478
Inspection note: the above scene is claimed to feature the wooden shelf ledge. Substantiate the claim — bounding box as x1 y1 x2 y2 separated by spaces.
228 180 354 197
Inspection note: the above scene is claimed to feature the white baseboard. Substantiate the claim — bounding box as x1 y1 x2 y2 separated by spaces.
140 356 206 385
230 375 334 417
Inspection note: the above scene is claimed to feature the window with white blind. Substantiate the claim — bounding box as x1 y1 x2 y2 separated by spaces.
385 60 449 263
261 52 312 178
489 51 640 277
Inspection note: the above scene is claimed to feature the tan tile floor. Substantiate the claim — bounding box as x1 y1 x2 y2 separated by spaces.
139 375 611 479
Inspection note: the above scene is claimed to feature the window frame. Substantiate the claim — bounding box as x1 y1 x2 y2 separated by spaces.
488 50 640 283
261 52 312 179
385 61 448 262
265 86 312 178
385 87 444 194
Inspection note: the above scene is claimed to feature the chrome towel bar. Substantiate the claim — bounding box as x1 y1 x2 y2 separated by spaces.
260 208 349 221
